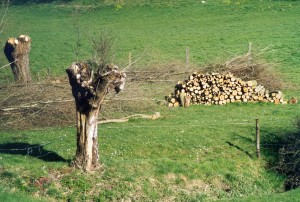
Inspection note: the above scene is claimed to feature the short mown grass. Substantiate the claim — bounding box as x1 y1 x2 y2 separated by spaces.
0 0 300 96
219 186 300 202
1 103 300 201
0 186 43 202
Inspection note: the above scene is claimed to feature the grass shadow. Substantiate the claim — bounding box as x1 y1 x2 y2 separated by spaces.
226 141 253 159
0 142 67 162
232 133 254 143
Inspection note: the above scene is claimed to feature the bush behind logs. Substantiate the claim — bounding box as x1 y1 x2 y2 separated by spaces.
202 52 283 91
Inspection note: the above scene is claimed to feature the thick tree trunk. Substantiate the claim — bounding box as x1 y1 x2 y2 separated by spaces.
4 35 31 83
66 62 125 172
72 109 100 171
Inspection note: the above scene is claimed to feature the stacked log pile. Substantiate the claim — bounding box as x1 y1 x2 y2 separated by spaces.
167 72 285 107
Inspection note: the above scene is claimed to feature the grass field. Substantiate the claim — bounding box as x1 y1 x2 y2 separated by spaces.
0 0 300 201
1 103 300 201
1 0 300 91
220 186 300 202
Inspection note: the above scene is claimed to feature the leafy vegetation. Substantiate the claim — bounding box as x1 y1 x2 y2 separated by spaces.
0 0 300 201
275 118 300 190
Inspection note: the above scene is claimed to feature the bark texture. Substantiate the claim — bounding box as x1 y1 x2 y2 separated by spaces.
4 35 32 83
66 62 126 172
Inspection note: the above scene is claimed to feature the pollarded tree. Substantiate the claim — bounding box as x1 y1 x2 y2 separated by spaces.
66 62 126 172
4 35 32 83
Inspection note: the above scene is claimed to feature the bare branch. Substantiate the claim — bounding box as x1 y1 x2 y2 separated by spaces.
0 0 10 35
0 59 18 70
122 46 147 72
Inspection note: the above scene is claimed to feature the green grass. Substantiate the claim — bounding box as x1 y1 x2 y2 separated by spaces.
1 0 300 95
1 0 300 201
219 188 300 202
0 186 43 202
1 103 299 201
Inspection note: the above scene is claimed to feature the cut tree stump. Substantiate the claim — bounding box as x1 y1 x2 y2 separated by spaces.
4 35 32 83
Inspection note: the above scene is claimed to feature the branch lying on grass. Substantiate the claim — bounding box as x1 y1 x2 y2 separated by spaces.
98 112 161 124
98 119 129 124
0 99 74 112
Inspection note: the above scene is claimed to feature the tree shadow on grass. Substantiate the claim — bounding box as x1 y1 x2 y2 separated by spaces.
0 142 67 162
232 134 254 143
226 141 254 159
12 0 73 5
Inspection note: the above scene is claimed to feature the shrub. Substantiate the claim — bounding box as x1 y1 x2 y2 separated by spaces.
277 118 300 190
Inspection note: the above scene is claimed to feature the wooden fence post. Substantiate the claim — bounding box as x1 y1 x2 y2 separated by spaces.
47 67 51 78
248 42 252 64
256 118 260 158
128 52 132 68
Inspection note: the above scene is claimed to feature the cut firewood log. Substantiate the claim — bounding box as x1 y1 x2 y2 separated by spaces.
275 91 283 99
168 72 284 107
247 80 257 88
174 102 180 107
232 90 238 96
289 97 297 104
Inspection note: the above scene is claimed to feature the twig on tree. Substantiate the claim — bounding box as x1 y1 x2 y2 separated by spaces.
0 0 10 35
0 59 18 70
122 46 148 72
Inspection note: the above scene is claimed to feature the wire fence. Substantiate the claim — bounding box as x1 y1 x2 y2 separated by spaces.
0 59 298 162
0 62 195 130
0 118 296 160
